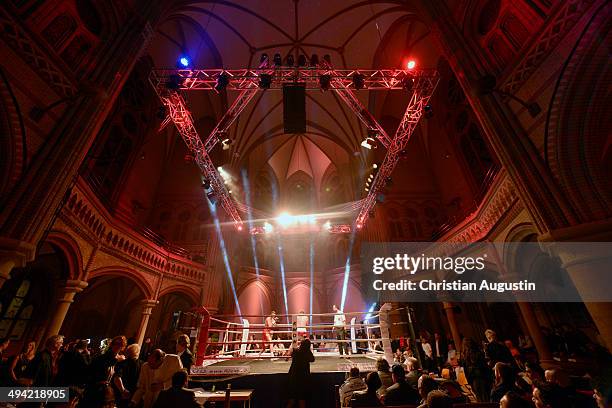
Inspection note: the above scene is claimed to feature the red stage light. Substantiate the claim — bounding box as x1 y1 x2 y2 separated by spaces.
407 60 416 70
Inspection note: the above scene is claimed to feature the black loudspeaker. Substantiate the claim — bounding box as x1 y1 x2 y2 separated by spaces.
283 84 306 133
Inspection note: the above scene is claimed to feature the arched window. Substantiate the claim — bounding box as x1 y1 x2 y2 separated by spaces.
0 280 32 340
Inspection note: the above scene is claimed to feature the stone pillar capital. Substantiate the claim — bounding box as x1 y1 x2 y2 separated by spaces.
57 280 88 305
140 299 158 315
0 237 37 274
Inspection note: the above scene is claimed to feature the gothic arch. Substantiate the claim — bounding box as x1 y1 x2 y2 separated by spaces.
87 266 155 299
158 284 200 305
45 231 84 280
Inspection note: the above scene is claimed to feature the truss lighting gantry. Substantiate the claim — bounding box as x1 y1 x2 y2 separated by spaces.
150 62 439 231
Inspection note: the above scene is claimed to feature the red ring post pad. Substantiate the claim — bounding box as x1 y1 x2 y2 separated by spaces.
361 242 612 303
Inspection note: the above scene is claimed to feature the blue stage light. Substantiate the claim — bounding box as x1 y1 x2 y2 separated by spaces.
178 55 191 68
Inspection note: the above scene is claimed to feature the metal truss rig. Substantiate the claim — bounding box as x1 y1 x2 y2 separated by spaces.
150 64 439 231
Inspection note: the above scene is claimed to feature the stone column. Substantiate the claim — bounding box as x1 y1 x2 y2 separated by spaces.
136 299 158 346
540 224 612 350
45 280 88 338
417 2 579 234
442 302 462 354
488 245 553 362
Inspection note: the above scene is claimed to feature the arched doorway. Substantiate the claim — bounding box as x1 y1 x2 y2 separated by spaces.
63 275 147 346
145 290 196 352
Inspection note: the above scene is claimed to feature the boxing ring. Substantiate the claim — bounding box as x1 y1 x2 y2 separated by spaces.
187 304 396 376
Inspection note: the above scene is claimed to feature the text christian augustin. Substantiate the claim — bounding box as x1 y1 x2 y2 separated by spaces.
370 254 536 293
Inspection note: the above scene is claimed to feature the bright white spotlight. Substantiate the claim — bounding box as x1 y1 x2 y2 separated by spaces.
323 221 331 231
263 222 273 233
361 137 375 150
407 60 416 70
277 212 294 227
373 163 378 169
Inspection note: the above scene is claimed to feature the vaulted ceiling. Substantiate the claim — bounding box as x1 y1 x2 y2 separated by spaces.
147 0 443 210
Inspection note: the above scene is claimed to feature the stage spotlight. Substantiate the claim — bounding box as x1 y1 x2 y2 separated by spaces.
178 55 191 68
215 73 230 92
356 223 363 229
352 73 365 89
237 224 243 231
259 73 272 89
166 74 182 90
361 137 377 150
221 139 232 150
277 212 294 227
319 74 331 91
297 54 307 67
401 76 414 92
273 53 282 66
260 53 269 63
323 221 331 231
364 188 369 192
373 163 378 169
202 179 211 190
310 54 319 66
385 176 393 187
286 54 294 66
323 54 332 64
424 104 433 118
263 222 274 234
407 60 416 70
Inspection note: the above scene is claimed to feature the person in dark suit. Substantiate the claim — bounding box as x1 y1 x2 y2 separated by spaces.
433 333 448 373
176 334 194 372
383 364 419 406
152 369 201 408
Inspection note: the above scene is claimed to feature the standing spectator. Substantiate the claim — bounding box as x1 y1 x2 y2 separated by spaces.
490 362 521 403
176 334 194 372
382 364 419 406
22 335 63 387
113 343 142 408
131 349 183 408
56 339 90 389
376 358 393 396
152 369 201 408
333 305 349 356
461 338 491 402
484 330 513 367
287 338 315 408
350 372 382 407
5 341 35 385
421 337 433 372
433 333 447 373
339 367 366 407
140 338 153 361
81 335 127 408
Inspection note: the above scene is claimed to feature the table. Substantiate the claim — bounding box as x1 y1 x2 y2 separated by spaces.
194 389 254 408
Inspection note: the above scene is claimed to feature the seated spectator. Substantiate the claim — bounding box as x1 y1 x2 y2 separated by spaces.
500 391 532 408
491 362 521 402
532 381 567 408
375 358 393 396
349 372 382 407
339 367 366 407
152 369 201 408
383 364 419 406
425 389 453 408
417 375 439 408
524 361 545 386
405 357 421 389
593 374 611 408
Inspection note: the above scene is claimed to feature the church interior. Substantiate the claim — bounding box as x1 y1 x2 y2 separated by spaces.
0 0 610 407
